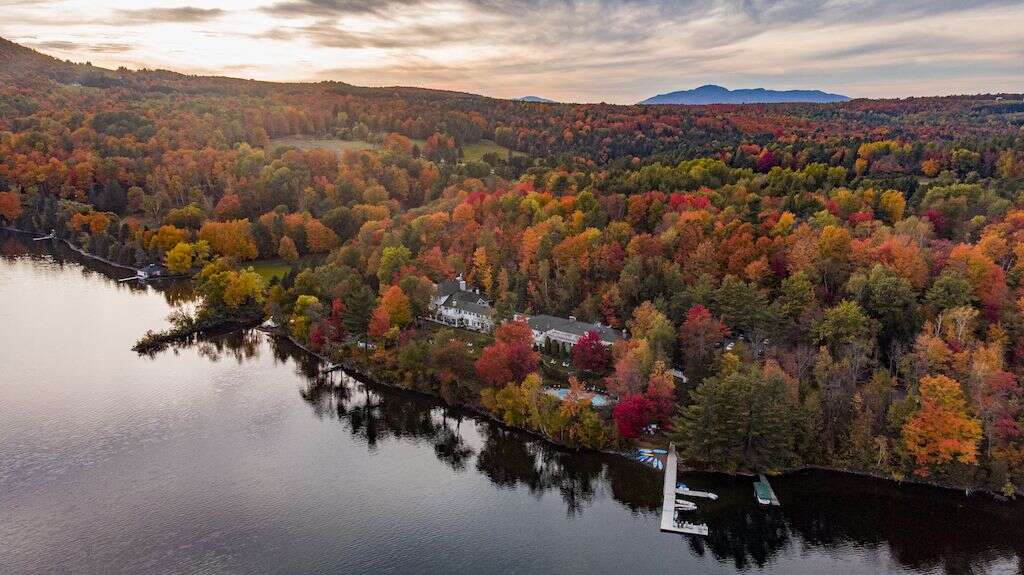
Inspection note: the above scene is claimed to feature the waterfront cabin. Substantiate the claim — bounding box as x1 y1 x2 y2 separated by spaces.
137 263 166 280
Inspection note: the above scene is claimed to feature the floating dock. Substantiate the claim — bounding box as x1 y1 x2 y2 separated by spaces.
660 443 709 536
754 473 780 506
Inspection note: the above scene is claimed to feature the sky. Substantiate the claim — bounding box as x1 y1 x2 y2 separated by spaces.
1 0 1022 104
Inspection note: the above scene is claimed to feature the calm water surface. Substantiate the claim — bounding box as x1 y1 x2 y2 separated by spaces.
1 232 1022 575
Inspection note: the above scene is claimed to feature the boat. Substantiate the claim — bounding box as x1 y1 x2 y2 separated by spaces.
635 448 665 470
675 482 718 500
673 500 697 511
672 521 710 536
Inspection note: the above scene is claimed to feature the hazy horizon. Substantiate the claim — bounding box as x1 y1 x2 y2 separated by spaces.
2 0 1023 104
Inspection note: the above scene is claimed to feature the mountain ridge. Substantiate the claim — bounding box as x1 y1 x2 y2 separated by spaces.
640 84 850 105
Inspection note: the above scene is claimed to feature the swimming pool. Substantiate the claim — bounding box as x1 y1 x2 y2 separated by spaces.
544 387 613 407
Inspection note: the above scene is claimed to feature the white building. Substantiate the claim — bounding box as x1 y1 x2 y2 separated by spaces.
523 314 623 352
429 275 495 333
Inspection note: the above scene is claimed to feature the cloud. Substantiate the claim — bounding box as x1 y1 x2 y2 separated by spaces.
113 6 226 24
261 0 422 18
28 39 132 53
265 18 483 49
2 0 1023 102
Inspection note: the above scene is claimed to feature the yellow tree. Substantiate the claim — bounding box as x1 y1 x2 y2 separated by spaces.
879 190 906 224
902 374 982 477
164 242 194 273
473 246 493 297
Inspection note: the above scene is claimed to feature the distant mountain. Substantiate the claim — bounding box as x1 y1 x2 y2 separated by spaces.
640 84 850 105
518 96 557 103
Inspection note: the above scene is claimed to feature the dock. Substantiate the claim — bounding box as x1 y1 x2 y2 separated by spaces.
660 443 709 536
754 473 780 506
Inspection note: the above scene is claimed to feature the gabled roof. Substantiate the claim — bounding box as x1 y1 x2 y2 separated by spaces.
528 313 623 342
563 321 623 343
526 314 572 333
436 280 462 299
437 288 493 317
443 297 494 316
445 290 489 307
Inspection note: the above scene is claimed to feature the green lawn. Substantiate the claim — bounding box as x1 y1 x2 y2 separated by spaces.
268 136 524 165
249 259 292 281
461 139 524 163
268 136 378 153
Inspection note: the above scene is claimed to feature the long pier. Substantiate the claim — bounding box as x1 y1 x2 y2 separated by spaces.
660 443 709 536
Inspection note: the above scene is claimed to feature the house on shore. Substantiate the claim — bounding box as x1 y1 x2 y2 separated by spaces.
429 274 495 333
137 263 166 280
522 313 624 353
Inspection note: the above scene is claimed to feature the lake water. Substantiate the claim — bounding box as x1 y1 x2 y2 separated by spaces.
1 232 1022 575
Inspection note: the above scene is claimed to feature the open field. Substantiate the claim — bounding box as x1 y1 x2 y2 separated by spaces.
249 259 292 281
268 136 523 163
269 136 378 153
462 139 524 162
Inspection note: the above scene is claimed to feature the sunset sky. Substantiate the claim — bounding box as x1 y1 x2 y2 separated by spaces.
2 0 1022 104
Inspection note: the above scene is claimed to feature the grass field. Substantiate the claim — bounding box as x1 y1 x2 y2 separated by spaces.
269 136 378 153
269 136 524 164
462 139 524 162
249 259 292 281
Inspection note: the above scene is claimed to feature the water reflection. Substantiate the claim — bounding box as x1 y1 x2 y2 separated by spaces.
5 230 1022 575
166 330 1024 575
3 231 199 308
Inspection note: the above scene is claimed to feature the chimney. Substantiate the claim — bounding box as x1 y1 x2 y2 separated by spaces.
457 273 466 291
568 315 576 322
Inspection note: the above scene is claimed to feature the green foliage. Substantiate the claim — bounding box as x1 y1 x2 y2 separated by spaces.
671 355 796 472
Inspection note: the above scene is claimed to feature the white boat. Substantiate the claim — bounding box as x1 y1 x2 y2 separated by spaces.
673 500 697 511
675 482 718 500
673 522 710 536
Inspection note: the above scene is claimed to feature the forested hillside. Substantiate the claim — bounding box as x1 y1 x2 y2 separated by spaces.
3 38 1024 495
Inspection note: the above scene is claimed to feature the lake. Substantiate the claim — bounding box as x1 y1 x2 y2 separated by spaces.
1 231 1021 575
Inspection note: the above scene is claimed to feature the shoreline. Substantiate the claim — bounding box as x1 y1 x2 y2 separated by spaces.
2 226 195 284
263 327 633 460
6 227 1014 504
2 226 139 273
262 327 1016 504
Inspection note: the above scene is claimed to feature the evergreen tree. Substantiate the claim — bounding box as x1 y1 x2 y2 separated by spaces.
671 355 795 471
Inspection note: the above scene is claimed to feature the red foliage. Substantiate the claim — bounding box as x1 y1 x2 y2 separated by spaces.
981 370 1022 443
924 209 947 234
679 304 729 362
475 319 539 387
368 307 391 341
309 325 325 350
571 330 611 372
755 149 777 172
613 394 653 439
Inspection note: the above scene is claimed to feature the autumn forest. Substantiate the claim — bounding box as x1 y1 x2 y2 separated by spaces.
3 36 1024 497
